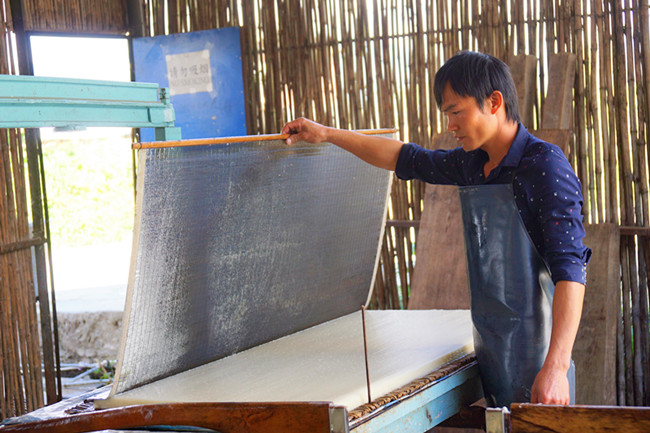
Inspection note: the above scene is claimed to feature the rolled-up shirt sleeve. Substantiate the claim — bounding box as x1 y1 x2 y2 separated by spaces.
395 142 486 185
514 144 592 285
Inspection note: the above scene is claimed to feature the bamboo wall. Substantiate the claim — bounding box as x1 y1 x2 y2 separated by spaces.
0 1 46 418
21 0 128 34
3 0 649 408
140 0 650 407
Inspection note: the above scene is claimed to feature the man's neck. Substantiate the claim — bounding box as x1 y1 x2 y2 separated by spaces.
482 121 519 177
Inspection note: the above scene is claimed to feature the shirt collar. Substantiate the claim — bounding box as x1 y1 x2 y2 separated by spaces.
499 123 528 168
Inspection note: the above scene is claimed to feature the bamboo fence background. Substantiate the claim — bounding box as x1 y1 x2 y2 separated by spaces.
20 0 128 34
0 0 648 410
136 0 650 404
0 0 46 418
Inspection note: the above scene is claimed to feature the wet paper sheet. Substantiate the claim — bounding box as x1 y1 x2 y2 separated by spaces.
100 133 474 410
99 309 473 410
108 135 393 396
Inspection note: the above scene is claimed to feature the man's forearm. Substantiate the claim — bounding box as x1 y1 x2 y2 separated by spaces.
283 118 404 170
531 279 585 404
324 127 403 170
545 280 585 371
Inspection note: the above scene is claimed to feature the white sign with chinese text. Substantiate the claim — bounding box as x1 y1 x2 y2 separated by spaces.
165 50 213 96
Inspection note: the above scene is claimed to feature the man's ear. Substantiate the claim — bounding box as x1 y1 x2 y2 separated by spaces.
488 90 504 114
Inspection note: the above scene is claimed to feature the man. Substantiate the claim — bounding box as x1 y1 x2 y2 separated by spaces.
282 50 590 407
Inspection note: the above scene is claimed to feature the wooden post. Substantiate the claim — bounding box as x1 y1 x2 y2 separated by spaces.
573 224 620 405
408 132 469 310
542 53 577 130
509 54 538 128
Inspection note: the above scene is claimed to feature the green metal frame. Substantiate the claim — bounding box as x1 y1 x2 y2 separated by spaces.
351 361 482 433
0 73 181 405
0 74 181 139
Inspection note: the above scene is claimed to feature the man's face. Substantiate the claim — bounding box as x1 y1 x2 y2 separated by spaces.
440 83 496 152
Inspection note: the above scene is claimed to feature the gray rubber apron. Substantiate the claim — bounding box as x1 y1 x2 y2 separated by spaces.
458 183 574 407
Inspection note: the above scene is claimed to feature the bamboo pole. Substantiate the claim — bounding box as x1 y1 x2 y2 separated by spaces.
625 1 647 405
589 5 604 222
8 129 42 411
621 237 634 404
573 0 590 219
639 0 650 406
135 129 397 149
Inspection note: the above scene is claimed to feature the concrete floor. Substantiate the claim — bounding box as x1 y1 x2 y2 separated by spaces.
47 241 131 398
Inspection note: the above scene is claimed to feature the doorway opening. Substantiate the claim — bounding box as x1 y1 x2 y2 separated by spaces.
29 35 133 315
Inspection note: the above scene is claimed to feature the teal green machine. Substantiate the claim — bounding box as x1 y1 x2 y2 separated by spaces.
0 72 181 407
0 74 181 139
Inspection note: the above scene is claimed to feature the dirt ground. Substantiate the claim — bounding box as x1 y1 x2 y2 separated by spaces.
57 311 123 363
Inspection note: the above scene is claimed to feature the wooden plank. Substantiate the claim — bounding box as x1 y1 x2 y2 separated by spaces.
509 54 537 127
510 403 650 433
573 224 620 405
0 402 340 433
541 53 576 130
408 132 469 310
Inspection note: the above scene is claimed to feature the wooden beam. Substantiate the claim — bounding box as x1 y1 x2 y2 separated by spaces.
0 402 344 433
619 226 650 237
510 403 650 433
0 237 45 255
386 219 420 229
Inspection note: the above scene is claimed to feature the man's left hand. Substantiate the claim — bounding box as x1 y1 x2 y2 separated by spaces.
530 364 570 404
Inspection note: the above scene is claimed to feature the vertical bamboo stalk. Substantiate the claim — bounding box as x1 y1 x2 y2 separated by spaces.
589 5 604 222
620 237 634 404
0 133 21 416
640 237 650 406
617 274 626 404
639 0 650 406
604 0 617 224
626 1 647 404
573 0 590 220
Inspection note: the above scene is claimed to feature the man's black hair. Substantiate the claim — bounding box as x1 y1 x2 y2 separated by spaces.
433 51 521 123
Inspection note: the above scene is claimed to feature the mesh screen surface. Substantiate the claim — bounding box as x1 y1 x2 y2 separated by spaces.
112 137 392 393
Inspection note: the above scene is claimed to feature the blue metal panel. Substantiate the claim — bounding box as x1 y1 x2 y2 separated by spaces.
133 27 247 141
351 363 483 433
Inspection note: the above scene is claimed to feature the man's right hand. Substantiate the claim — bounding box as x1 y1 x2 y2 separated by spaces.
282 118 329 146
281 117 404 171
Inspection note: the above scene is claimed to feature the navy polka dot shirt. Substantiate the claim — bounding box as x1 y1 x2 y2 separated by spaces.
395 124 591 285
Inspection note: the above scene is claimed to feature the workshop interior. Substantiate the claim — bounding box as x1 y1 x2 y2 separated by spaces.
0 0 649 432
